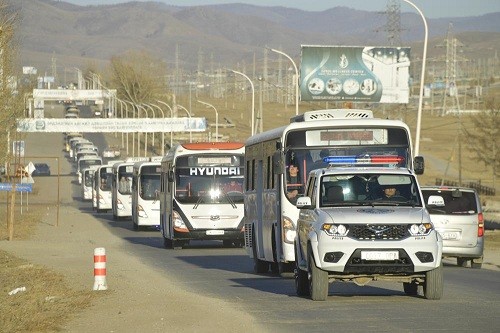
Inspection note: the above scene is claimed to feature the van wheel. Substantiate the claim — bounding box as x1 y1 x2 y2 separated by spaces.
424 263 443 300
471 257 483 269
308 249 328 301
403 282 418 295
457 257 468 267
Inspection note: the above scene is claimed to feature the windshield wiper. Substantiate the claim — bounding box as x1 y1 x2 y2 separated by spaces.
221 189 237 209
193 195 205 209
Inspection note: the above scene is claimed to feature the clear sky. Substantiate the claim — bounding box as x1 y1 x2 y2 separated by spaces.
64 0 500 19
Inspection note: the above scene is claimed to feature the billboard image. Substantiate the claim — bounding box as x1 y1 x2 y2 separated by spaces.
300 46 411 103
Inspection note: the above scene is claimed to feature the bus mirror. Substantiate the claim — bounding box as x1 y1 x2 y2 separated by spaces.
414 156 424 175
168 170 174 182
275 141 282 150
273 151 284 175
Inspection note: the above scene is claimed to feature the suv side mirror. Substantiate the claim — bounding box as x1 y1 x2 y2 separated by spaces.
414 156 424 175
296 196 313 209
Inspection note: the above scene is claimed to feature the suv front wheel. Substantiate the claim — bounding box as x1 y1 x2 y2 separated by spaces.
308 248 328 301
424 263 444 300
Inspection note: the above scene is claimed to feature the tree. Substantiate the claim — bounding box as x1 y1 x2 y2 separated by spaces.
108 50 169 106
464 98 500 188
1 0 25 174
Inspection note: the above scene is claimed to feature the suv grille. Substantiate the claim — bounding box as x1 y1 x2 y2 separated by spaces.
350 224 408 240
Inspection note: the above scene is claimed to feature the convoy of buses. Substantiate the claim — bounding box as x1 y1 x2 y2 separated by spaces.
68 108 427 280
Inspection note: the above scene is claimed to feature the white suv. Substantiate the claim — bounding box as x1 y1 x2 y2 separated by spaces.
421 186 484 268
294 167 443 301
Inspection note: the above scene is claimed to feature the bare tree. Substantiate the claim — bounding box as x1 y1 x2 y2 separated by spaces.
464 98 500 188
0 0 25 172
109 50 169 105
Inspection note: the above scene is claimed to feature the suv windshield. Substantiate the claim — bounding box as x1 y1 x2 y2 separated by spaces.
319 172 422 207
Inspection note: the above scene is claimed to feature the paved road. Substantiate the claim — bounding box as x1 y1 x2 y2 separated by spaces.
5 103 500 332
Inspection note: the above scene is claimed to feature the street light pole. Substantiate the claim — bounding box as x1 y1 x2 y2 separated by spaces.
122 100 136 157
403 0 428 157
142 103 156 148
269 48 299 116
229 69 255 136
156 100 174 149
149 103 166 155
177 104 193 143
197 100 218 142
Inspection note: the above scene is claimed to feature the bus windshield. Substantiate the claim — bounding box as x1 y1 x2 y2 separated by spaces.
84 170 94 187
283 127 411 204
174 154 244 204
140 174 161 200
99 167 113 191
118 165 133 195
79 158 102 171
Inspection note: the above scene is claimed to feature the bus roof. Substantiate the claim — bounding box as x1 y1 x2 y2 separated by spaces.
245 116 411 147
180 142 245 150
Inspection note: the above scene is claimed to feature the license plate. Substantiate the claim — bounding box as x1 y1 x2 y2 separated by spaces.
206 230 224 235
440 232 459 240
361 251 399 261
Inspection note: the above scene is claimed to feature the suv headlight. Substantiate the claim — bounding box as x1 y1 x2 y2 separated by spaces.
322 223 349 237
409 223 433 236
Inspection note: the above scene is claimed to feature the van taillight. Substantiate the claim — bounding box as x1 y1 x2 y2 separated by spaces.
478 213 484 237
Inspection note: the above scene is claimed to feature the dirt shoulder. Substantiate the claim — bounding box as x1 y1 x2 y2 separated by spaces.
0 203 261 332
0 127 262 332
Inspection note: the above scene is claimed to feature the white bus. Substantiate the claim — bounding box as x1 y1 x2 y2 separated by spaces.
95 164 116 213
81 165 100 201
131 160 162 230
159 142 245 249
244 109 424 276
77 155 102 184
111 158 149 220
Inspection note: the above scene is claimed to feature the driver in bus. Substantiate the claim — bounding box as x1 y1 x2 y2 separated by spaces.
223 179 243 193
286 161 303 204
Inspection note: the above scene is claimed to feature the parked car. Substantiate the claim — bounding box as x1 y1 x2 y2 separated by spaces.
421 186 484 269
33 163 51 176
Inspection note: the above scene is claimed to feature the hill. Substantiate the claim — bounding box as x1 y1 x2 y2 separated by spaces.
12 0 500 74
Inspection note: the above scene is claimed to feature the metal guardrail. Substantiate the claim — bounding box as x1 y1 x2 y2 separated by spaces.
435 178 496 196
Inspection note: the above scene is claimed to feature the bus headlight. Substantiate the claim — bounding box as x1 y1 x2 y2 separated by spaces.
138 204 148 218
282 216 296 244
173 210 189 232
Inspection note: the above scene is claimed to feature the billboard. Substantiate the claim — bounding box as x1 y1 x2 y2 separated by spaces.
16 118 207 133
300 46 411 103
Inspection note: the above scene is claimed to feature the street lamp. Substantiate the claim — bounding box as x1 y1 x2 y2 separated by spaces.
177 104 193 143
122 100 136 157
268 47 299 116
149 103 166 155
142 103 157 148
197 100 218 142
228 69 255 136
156 100 174 149
403 0 428 157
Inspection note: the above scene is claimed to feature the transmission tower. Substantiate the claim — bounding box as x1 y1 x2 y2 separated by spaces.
51 52 57 86
385 0 402 46
441 23 464 114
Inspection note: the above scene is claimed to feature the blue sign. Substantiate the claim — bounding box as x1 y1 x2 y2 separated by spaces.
0 183 33 193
